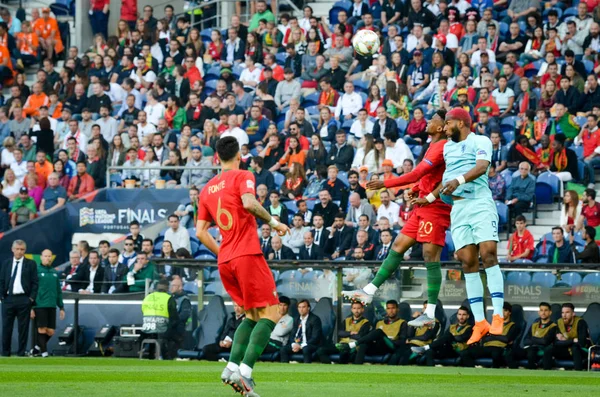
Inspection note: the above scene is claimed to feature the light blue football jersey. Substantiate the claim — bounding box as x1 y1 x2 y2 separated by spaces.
442 132 493 200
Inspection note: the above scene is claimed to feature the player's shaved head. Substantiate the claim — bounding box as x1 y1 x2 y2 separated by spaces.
216 136 240 163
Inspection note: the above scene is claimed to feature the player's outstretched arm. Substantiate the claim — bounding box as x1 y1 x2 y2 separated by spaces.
196 219 220 256
241 193 290 236
442 160 490 195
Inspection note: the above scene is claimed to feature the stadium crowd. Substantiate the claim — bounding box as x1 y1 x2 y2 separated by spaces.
1 0 600 254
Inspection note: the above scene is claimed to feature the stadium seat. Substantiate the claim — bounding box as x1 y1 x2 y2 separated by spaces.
354 79 370 92
534 182 553 205
536 172 561 196
495 202 509 231
209 269 220 281
284 200 298 213
583 302 600 346
502 130 515 143
303 92 320 107
500 169 513 187
190 240 201 256
560 272 582 286
183 281 198 294
499 22 509 37
398 302 412 322
506 271 531 286
275 52 288 65
181 295 227 359
583 273 600 285
273 172 285 188
306 105 320 116
204 281 227 296
550 303 562 323
305 199 317 210
531 272 556 288
563 6 578 19
411 145 422 158
396 118 407 132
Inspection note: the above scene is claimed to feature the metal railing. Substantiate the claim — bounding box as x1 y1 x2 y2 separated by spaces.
105 165 220 188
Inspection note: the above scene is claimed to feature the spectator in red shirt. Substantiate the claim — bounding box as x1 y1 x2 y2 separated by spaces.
474 87 500 118
506 215 535 262
183 57 202 88
578 188 600 230
578 115 600 188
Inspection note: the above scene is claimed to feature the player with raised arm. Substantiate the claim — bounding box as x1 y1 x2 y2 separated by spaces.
342 109 450 327
196 136 290 397
439 107 504 345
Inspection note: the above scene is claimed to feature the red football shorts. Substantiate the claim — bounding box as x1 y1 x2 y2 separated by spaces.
401 204 451 247
219 254 279 310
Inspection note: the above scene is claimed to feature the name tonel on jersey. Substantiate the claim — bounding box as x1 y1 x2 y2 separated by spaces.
208 180 226 194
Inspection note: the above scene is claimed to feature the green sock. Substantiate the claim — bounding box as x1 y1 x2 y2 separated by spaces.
425 262 442 307
372 249 403 287
241 318 276 369
229 318 257 365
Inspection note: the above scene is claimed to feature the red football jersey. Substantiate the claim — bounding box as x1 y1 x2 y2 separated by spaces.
383 140 448 204
507 229 535 260
582 202 600 227
198 169 263 263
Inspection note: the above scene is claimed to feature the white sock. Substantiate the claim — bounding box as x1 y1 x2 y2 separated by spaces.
41 352 49 357
424 303 436 318
485 265 505 317
239 363 253 378
363 283 377 295
348 342 356 349
423 345 430 351
464 272 485 322
226 362 239 372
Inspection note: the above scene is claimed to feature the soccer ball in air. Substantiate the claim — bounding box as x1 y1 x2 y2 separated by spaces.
352 30 380 56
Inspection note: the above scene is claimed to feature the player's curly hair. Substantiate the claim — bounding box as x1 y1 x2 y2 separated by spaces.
216 136 239 162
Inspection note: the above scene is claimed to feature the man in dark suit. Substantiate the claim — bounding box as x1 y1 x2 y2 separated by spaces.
310 214 330 248
102 248 129 294
372 106 399 140
61 251 90 293
1 240 39 356
325 213 354 259
84 251 105 294
280 299 323 363
374 229 394 261
299 232 324 260
259 224 273 259
351 215 378 246
268 236 297 260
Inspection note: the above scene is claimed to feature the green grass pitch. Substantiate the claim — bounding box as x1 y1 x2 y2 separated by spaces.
0 358 598 396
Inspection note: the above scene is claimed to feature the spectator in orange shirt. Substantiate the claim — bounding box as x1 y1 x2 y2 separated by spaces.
67 161 96 200
23 82 49 118
35 150 54 185
0 40 12 83
506 215 535 262
33 8 64 60
276 136 307 172
16 21 40 67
